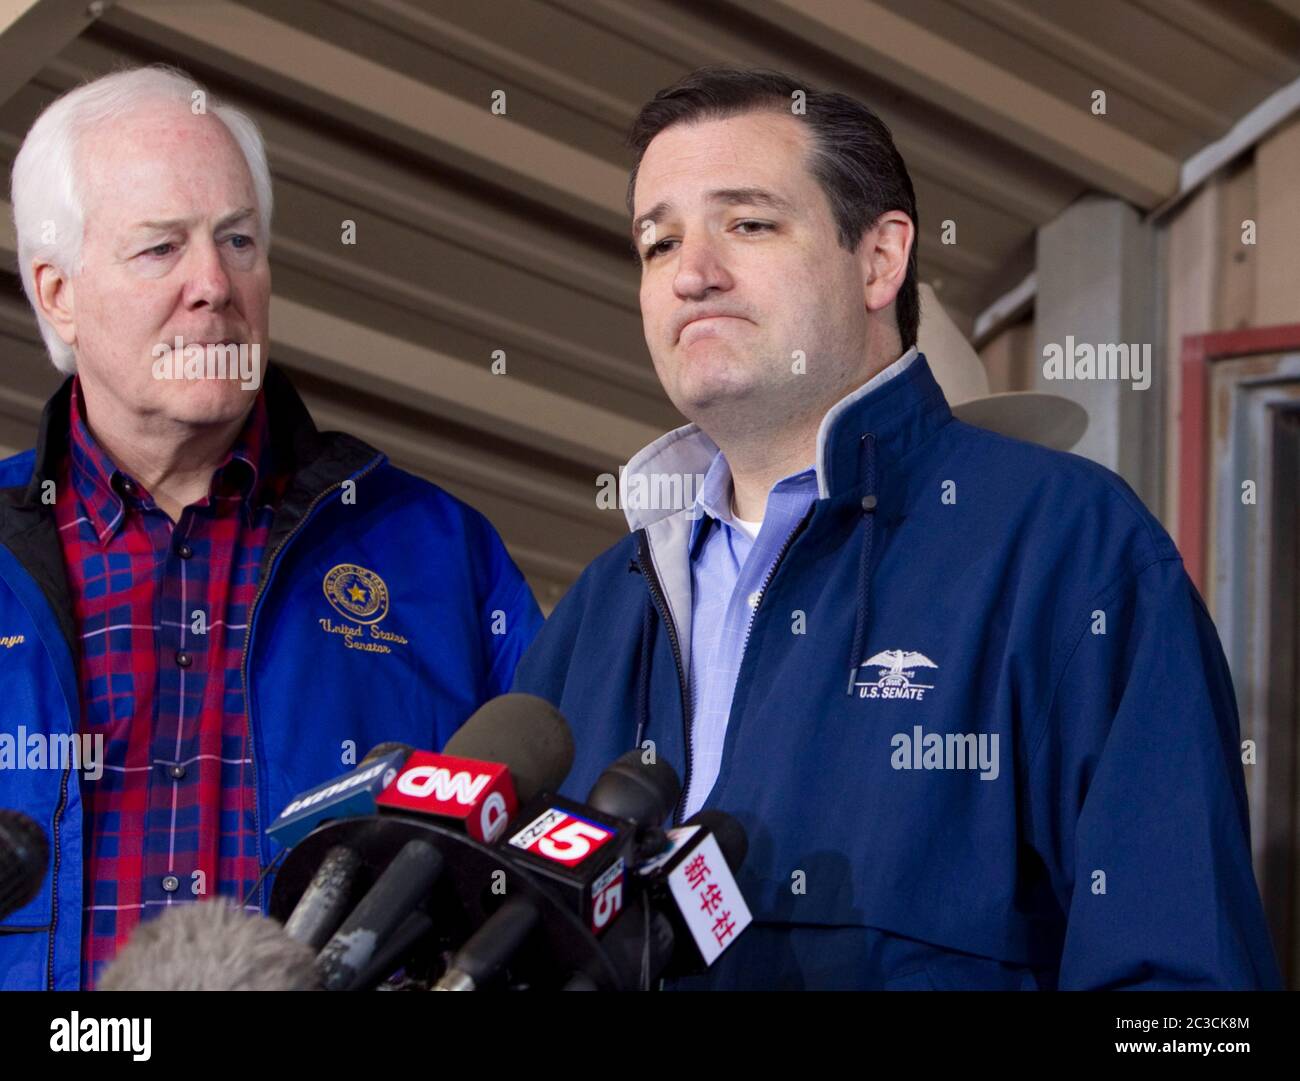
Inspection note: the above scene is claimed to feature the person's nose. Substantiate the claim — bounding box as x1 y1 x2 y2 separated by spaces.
672 232 734 302
181 237 233 313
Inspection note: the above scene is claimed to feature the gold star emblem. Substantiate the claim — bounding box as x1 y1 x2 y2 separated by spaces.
347 583 367 603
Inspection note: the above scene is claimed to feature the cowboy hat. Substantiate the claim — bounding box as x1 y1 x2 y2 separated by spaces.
918 282 1088 451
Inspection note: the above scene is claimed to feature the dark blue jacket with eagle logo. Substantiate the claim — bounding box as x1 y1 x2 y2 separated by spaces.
512 352 1282 990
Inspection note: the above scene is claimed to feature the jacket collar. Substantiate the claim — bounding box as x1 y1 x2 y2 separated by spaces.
0 362 382 654
621 347 950 531
65 374 279 544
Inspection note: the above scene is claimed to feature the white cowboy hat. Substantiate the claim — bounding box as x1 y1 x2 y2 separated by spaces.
918 282 1088 451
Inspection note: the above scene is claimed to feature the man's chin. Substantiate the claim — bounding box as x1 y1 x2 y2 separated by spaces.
156 379 261 426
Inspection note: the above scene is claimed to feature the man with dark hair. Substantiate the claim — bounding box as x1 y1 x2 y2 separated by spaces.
513 67 1280 989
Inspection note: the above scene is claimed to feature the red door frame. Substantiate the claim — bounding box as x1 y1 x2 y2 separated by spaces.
1179 322 1300 591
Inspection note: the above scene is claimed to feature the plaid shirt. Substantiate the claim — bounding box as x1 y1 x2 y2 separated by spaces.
54 377 288 989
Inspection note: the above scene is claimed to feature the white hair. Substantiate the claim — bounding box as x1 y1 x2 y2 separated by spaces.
9 64 274 374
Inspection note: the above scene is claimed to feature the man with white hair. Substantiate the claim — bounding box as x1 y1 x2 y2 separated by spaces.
0 65 542 989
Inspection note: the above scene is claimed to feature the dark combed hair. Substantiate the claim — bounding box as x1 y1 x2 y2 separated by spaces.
627 67 919 350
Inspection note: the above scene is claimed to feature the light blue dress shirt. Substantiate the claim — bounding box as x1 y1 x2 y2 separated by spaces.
682 350 917 816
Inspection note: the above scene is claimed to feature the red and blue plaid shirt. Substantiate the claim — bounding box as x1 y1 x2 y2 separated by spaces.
54 377 289 989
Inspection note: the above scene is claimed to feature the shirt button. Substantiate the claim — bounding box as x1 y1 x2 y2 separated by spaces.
747 591 761 609
176 542 194 559
168 763 186 780
119 478 136 494
175 651 193 668
861 494 878 511
161 874 180 893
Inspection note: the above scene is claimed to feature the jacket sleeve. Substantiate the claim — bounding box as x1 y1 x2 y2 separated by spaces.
1025 554 1283 989
482 564 544 701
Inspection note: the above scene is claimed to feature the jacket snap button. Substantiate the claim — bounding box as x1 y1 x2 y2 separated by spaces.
161 874 179 893
168 763 186 780
175 651 192 668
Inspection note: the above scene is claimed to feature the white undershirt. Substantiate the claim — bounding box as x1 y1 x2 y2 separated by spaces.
727 496 763 541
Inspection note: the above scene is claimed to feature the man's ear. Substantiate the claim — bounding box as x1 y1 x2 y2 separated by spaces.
857 210 914 314
33 261 78 347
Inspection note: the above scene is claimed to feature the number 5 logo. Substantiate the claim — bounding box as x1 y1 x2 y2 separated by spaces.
537 816 610 866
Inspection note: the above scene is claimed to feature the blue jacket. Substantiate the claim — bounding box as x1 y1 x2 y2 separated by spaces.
0 365 542 989
513 353 1283 990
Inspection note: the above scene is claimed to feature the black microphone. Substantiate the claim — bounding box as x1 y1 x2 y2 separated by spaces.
281 743 414 949
282 844 363 950
632 809 753 975
432 896 540 991
441 693 575 802
586 749 679 862
316 838 446 991
374 695 575 843
0 809 48 921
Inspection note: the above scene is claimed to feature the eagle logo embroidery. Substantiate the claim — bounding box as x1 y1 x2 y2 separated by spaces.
854 649 937 700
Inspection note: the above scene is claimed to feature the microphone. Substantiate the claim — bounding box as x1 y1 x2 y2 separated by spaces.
282 844 364 950
633 809 753 973
315 838 446 992
442 694 574 800
268 744 409 849
432 896 539 991
586 749 680 827
0 810 48 921
585 749 680 864
375 695 575 843
428 745 670 988
96 900 320 990
580 894 676 991
501 797 635 937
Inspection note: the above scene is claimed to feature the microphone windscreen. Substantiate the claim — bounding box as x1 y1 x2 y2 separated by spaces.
0 809 48 921
363 741 413 764
586 749 681 826
682 810 748 872
97 900 321 991
443 694 574 802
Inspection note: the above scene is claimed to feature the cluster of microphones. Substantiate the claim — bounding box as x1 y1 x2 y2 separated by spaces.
0 694 753 990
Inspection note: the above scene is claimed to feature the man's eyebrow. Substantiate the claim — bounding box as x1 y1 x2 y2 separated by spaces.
708 187 796 214
126 207 257 234
631 188 796 239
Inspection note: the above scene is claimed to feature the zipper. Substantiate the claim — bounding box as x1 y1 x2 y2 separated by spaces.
45 763 71 990
738 507 814 657
634 536 694 826
239 453 383 910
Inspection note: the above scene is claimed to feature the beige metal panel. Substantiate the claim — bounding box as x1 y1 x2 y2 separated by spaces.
0 0 106 108
1217 160 1258 332
1253 114 1300 328
1161 179 1219 534
1134 0 1300 82
1264 0 1300 22
723 0 1180 206
107 0 630 232
944 0 1233 138
267 292 660 466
